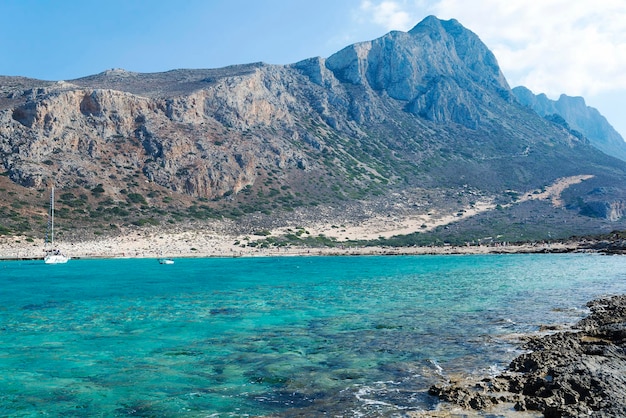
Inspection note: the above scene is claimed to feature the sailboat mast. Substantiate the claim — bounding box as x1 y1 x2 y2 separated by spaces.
50 186 54 246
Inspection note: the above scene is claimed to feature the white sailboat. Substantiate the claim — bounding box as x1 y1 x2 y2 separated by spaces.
44 186 69 264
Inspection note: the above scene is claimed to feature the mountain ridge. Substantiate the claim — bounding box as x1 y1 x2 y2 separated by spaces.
512 85 626 161
1 16 626 245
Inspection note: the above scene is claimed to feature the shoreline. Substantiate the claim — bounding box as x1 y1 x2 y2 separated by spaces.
0 235 596 261
429 294 626 416
2 175 613 261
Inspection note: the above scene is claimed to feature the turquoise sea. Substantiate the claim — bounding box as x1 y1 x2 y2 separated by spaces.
1 254 625 417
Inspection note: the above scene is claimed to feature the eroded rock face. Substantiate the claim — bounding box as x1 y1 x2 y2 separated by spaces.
325 16 511 129
585 201 626 221
430 295 626 417
1 75 309 199
0 15 625 225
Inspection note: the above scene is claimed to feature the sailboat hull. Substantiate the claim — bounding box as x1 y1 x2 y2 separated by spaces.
44 254 70 264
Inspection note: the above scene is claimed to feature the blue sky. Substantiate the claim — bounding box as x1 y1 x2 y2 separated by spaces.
2 0 625 138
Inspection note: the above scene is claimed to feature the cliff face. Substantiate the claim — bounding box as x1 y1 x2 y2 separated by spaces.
2 16 626 241
2 70 311 198
513 86 626 161
320 17 511 129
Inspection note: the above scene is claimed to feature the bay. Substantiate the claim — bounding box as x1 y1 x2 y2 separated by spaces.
0 254 624 416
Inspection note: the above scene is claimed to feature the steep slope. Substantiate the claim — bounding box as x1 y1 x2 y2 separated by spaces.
513 86 626 161
322 16 511 129
1 16 626 244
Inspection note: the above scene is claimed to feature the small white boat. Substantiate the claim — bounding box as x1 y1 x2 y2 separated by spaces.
44 186 69 264
44 250 69 264
159 258 174 265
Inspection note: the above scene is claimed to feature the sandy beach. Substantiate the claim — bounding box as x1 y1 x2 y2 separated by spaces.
0 175 598 260
0 223 580 261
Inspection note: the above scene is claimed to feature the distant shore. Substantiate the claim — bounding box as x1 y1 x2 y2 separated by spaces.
3 175 615 261
0 228 620 261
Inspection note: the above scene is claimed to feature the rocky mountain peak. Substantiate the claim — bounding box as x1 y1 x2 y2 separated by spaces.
324 16 511 128
409 16 509 90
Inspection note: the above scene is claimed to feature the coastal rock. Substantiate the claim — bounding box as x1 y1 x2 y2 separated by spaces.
429 295 626 417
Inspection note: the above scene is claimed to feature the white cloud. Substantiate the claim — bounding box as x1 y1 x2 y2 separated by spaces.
356 0 626 99
358 0 431 31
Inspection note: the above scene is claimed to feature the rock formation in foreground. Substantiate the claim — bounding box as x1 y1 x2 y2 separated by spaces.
430 295 626 417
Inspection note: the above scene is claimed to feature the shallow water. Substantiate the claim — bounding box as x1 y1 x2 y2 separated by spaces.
1 254 624 416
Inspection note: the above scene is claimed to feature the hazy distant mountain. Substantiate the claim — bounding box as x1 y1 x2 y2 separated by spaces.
512 86 626 161
1 16 626 243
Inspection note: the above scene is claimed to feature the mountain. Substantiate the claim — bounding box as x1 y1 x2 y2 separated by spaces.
2 16 626 244
513 86 626 161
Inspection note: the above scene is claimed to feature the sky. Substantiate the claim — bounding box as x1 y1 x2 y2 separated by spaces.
2 0 625 138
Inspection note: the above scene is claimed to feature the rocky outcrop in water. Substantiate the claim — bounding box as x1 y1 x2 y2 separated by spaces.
430 295 626 417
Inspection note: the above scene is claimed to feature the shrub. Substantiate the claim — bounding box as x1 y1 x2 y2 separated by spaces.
91 184 105 197
127 193 147 205
132 218 159 227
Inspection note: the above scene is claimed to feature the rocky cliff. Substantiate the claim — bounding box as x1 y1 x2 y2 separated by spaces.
2 16 626 242
513 86 626 161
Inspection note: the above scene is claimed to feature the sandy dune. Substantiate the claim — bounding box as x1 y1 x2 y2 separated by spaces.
516 174 594 207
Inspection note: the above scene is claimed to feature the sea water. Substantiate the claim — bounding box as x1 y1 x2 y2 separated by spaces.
0 254 625 417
